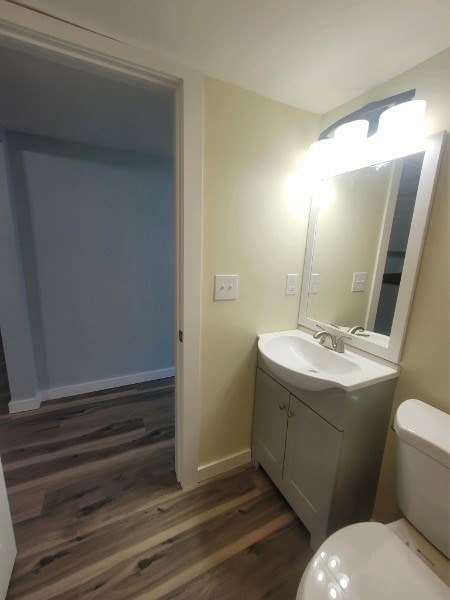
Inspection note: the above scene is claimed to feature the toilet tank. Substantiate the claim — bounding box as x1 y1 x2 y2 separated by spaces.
394 399 450 558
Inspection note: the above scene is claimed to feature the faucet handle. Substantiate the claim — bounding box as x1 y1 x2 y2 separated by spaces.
313 330 327 341
316 322 343 334
348 325 365 334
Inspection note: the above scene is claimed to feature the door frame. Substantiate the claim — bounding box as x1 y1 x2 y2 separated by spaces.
0 1 203 489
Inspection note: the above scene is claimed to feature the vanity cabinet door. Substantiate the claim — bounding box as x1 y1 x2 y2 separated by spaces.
252 369 289 482
283 395 342 537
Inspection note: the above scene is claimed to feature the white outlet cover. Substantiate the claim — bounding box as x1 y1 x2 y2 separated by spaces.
285 273 299 296
310 273 320 294
214 274 238 300
351 271 367 292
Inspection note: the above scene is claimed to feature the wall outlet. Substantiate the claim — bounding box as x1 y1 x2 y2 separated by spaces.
285 273 299 296
310 273 320 294
351 272 367 292
214 274 238 300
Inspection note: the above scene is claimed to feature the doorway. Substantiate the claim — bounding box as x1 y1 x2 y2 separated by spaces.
0 9 203 490
0 44 180 476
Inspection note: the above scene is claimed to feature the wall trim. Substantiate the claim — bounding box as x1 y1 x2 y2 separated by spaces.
8 396 41 413
197 449 252 482
8 368 175 413
40 368 175 402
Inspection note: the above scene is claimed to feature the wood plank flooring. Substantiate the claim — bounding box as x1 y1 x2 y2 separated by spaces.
0 379 313 599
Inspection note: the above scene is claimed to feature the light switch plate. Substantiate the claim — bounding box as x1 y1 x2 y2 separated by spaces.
351 272 367 292
214 274 238 300
310 273 320 294
285 273 299 296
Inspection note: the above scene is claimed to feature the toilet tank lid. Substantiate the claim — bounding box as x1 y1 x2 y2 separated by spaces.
394 399 450 467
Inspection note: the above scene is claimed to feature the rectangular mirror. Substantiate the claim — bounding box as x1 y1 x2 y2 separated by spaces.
298 131 446 363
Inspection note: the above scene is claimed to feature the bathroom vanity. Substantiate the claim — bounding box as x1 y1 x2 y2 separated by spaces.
252 342 397 550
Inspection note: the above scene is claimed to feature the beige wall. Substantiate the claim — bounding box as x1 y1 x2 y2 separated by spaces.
200 77 320 465
323 49 450 521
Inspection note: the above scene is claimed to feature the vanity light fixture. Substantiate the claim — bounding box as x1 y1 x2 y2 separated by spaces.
331 119 369 174
306 99 427 177
333 119 369 143
305 138 336 178
377 99 426 141
308 138 335 166
373 99 427 159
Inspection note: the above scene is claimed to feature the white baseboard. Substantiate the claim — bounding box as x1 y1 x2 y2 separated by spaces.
40 368 175 402
7 368 174 414
197 449 252 482
8 396 41 413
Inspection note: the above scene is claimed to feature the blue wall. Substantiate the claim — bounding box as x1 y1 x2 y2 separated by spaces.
4 132 174 393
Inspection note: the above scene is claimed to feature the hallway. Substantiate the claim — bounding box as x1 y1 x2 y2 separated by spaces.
0 381 312 599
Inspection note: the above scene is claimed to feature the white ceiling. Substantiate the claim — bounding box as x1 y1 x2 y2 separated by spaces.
0 45 174 156
11 0 450 113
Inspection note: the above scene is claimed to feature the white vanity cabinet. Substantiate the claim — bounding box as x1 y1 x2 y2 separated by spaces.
252 360 396 549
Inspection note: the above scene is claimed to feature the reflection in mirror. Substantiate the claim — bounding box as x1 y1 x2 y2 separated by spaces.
305 152 424 347
299 130 445 364
373 153 424 334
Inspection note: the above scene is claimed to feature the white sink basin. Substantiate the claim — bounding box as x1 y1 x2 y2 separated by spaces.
258 329 399 391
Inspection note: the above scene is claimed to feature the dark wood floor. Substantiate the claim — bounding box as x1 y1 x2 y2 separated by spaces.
0 379 313 599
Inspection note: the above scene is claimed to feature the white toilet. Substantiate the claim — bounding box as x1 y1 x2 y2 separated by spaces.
297 399 450 599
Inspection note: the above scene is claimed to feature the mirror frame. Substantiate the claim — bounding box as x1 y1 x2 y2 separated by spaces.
298 130 446 364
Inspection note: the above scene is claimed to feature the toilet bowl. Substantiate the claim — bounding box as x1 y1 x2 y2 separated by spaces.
297 399 450 599
296 522 448 599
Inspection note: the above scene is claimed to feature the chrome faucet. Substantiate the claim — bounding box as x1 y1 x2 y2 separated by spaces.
348 325 365 334
313 330 350 353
